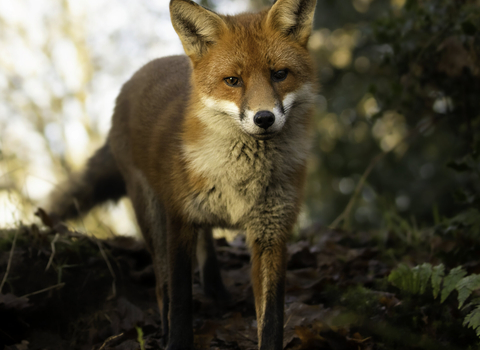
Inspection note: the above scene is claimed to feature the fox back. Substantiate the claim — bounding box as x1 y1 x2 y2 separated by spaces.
48 1 317 349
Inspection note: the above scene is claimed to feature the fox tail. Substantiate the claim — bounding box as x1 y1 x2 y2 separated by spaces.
47 142 126 220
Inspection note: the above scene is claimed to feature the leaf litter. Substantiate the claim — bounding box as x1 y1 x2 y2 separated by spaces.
1 211 478 349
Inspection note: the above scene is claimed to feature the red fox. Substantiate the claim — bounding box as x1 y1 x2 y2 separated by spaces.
48 0 317 348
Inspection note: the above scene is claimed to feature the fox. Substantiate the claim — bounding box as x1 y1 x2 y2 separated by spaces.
47 0 317 349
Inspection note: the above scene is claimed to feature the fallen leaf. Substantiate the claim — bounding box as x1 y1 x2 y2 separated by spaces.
294 325 325 349
194 320 220 350
0 293 30 310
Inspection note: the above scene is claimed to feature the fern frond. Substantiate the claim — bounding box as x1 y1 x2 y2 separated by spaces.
388 263 433 295
389 263 480 339
388 263 417 293
456 274 480 309
431 264 445 299
414 263 432 294
441 266 467 303
463 304 480 338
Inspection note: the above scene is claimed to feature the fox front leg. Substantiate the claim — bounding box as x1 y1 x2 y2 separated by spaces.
250 235 288 350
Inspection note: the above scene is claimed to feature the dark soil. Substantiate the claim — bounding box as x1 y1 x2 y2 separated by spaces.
1 213 478 350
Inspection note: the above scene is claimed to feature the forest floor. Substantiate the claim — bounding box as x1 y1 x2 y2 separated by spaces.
1 210 479 350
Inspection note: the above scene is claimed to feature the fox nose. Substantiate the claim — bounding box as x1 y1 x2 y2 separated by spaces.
253 111 275 130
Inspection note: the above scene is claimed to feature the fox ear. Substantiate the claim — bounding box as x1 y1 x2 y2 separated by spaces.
170 0 226 61
267 0 317 47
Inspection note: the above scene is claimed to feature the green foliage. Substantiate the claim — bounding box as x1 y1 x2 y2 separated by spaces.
441 266 468 303
464 305 480 338
449 208 480 236
370 0 480 227
340 285 382 317
389 263 480 338
135 326 146 350
457 275 480 309
304 0 480 229
388 263 430 294
431 264 444 299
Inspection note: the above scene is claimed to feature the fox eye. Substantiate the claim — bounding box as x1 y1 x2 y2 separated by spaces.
224 77 240 87
272 69 288 82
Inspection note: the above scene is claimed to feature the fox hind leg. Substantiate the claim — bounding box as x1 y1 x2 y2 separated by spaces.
196 227 230 302
166 216 195 350
127 178 172 344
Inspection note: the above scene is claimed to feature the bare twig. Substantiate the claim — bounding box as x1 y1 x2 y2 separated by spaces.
330 152 386 229
18 282 65 299
330 116 439 229
3 283 65 306
95 239 117 300
97 333 124 350
0 228 19 293
45 232 60 271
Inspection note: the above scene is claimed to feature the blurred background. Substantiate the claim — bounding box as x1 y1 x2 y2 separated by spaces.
0 0 478 238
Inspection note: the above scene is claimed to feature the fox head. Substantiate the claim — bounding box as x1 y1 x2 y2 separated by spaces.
170 0 317 140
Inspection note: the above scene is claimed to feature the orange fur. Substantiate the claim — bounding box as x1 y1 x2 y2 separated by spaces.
48 1 317 349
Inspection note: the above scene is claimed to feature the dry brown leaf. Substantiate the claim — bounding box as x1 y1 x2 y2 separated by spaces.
347 332 371 343
294 325 325 348
216 312 258 350
194 320 220 350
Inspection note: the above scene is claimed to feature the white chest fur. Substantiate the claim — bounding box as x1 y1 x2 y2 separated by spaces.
182 127 310 227
182 133 270 226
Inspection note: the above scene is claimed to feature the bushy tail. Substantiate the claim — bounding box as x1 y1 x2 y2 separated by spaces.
47 142 126 221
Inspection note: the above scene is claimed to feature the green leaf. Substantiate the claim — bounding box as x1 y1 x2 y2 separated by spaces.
456 274 480 309
389 264 415 293
388 263 432 295
451 208 480 227
432 264 445 299
413 263 432 294
441 266 467 303
136 326 146 350
463 304 480 338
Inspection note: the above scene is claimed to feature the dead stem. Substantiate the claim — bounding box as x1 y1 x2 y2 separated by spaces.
330 152 386 229
45 232 60 271
0 228 19 293
95 239 117 300
97 333 124 350
15 282 65 300
330 116 438 230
